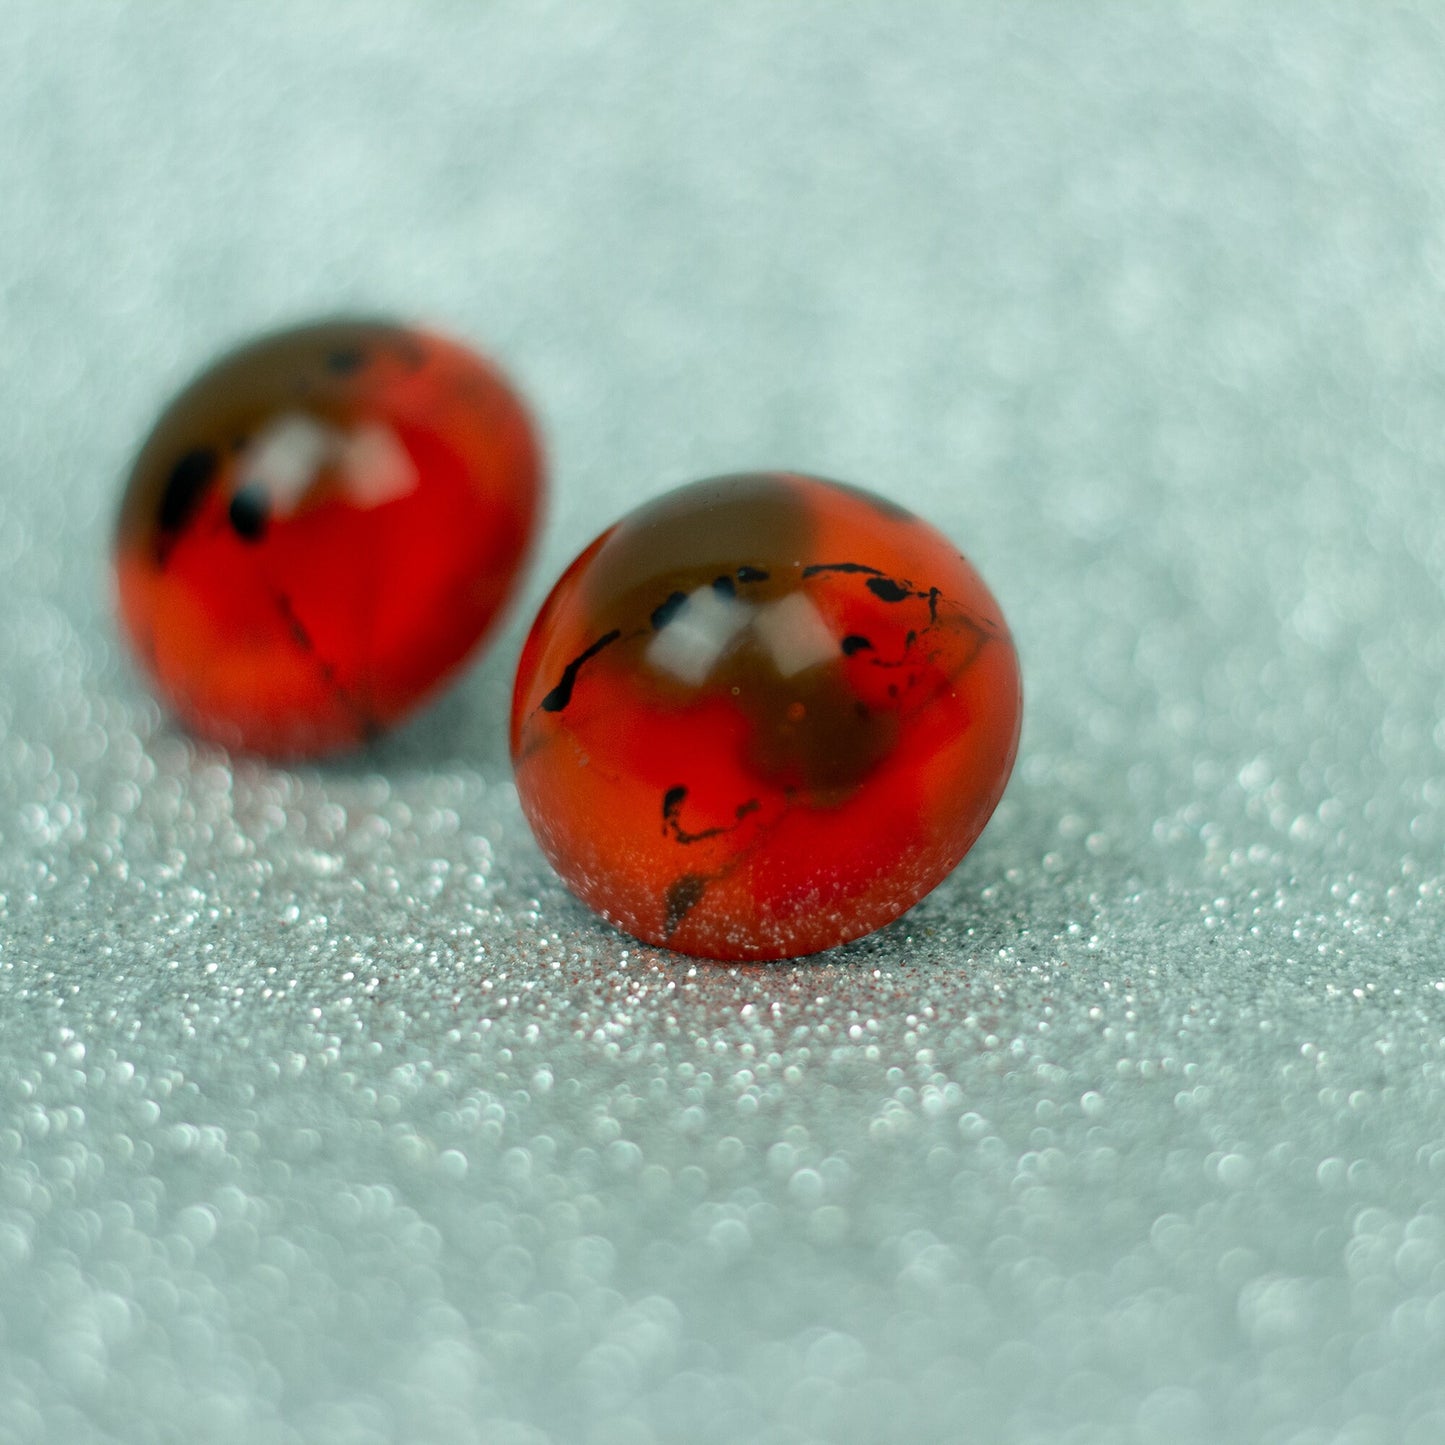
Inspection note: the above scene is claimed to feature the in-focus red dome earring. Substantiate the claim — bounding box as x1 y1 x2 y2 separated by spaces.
510 471 1021 961
113 318 544 757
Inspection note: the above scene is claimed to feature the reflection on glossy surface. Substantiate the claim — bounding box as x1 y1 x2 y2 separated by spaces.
512 472 1023 961
114 319 543 756
235 412 419 518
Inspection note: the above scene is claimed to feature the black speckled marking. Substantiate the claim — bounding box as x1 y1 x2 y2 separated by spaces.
664 874 708 937
650 592 689 631
841 635 873 655
273 591 317 654
155 448 219 562
662 786 761 845
737 566 769 583
541 630 622 713
228 484 270 542
802 561 885 580
711 575 737 598
272 590 379 739
661 784 726 844
866 576 912 603
802 562 936 611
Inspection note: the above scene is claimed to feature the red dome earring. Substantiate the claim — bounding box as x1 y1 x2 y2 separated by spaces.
510 471 1021 961
113 319 544 757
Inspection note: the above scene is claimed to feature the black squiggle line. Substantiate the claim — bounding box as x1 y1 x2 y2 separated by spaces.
661 785 760 844
801 561 886 579
540 629 622 712
664 874 709 937
271 590 380 740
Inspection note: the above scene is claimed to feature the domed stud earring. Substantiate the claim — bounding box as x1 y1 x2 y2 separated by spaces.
113 318 544 757
510 471 1021 961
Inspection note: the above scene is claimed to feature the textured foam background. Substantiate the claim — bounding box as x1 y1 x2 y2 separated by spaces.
4 4 1445 1442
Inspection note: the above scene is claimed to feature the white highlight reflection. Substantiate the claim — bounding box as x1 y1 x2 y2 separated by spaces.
338 423 418 508
646 587 749 686
646 587 838 686
753 593 837 677
243 414 330 515
239 414 418 515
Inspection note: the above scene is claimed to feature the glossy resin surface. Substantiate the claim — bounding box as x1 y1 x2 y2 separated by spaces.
512 473 1022 959
114 320 543 756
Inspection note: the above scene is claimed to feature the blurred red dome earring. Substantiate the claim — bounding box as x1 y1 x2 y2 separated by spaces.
113 318 544 756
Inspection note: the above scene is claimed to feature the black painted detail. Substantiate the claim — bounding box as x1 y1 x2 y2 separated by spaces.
661 784 727 845
650 591 689 630
326 347 365 375
841 634 873 655
662 790 761 844
802 561 935 611
866 576 912 603
155 448 219 560
540 629 622 712
273 591 316 654
801 561 885 579
737 566 769 583
272 590 380 738
711 575 737 597
664 874 708 937
228 484 270 541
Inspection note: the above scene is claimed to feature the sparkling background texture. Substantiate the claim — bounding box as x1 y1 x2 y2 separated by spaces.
5 5 1445 1442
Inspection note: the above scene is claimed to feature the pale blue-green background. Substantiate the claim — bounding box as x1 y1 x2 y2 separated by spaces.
4 5 1445 1442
